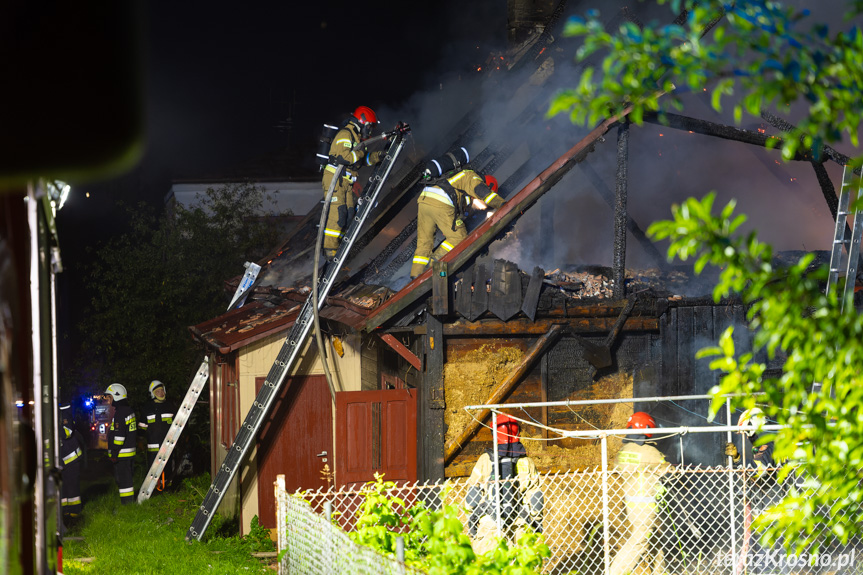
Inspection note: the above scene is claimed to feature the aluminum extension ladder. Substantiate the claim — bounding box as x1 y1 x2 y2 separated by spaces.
811 165 863 397
825 165 863 309
186 123 411 540
137 261 262 503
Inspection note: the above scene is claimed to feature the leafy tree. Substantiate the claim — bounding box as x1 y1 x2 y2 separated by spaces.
79 183 289 405
348 474 549 574
549 0 863 552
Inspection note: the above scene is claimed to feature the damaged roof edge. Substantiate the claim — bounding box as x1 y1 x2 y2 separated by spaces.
360 102 642 333
188 308 301 355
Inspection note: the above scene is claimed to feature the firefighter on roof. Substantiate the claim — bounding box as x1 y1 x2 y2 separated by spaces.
610 411 672 575
410 147 504 278
58 403 83 518
139 379 177 491
320 106 385 260
465 414 543 555
105 383 137 504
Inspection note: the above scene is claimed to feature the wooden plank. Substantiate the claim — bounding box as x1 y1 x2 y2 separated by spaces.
421 314 445 481
692 306 715 395
455 268 472 318
540 352 549 441
521 266 544 321
431 260 449 316
501 261 522 320
468 264 488 321
414 316 658 336
660 307 678 396
676 307 694 397
378 334 421 371
488 260 520 321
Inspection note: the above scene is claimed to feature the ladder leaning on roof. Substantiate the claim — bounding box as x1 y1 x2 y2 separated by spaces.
186 122 411 541
137 261 262 503
811 165 863 396
825 165 863 310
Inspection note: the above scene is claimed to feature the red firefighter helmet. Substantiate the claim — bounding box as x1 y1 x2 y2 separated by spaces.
494 414 520 444
484 175 499 192
352 106 378 125
625 411 656 438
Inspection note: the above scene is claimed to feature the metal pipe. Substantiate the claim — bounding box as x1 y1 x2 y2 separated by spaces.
465 392 754 410
727 398 738 575
313 169 340 402
492 412 502 534
396 537 405 563
601 434 611 575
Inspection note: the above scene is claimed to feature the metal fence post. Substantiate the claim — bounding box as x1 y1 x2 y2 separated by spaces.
601 434 610 575
492 412 502 535
727 398 738 575
396 536 405 572
276 474 286 575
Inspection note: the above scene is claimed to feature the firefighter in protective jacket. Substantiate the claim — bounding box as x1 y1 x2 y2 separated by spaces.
610 412 672 575
410 147 504 278
321 106 384 259
139 379 177 489
465 414 543 555
58 403 83 517
105 383 137 504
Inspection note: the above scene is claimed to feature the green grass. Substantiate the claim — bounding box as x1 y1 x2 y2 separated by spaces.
62 472 276 575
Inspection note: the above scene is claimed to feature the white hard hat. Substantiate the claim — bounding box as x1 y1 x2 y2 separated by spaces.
105 383 127 401
737 407 766 437
148 380 165 399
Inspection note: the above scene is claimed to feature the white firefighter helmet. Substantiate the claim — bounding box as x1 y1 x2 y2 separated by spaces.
148 379 165 399
105 383 127 401
737 407 766 437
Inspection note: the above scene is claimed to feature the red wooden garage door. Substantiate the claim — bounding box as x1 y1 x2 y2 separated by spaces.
256 375 332 528
335 388 417 489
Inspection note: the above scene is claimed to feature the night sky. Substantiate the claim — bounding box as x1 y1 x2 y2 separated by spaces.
52 0 507 370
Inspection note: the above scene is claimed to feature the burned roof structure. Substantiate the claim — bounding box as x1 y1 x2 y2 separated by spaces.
193 0 852 487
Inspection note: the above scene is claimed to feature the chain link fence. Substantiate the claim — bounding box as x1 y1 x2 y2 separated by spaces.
276 475 426 575
277 461 863 575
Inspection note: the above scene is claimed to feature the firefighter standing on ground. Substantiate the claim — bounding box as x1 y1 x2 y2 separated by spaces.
610 411 672 575
105 383 137 504
139 379 177 490
410 147 504 278
320 106 384 259
58 403 83 517
465 414 543 555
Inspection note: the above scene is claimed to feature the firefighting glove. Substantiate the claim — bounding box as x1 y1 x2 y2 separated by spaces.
724 442 740 462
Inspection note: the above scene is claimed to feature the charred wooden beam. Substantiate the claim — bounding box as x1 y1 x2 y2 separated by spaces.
587 296 637 378
413 316 658 336
761 111 861 173
812 161 839 220
421 314 446 481
540 352 549 440
613 121 630 299
431 260 449 316
378 333 421 371
641 112 811 161
580 161 666 269
443 324 566 465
